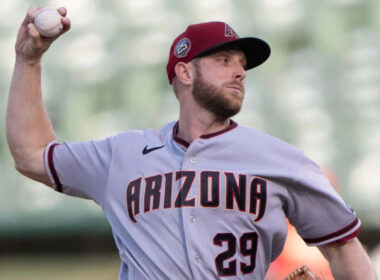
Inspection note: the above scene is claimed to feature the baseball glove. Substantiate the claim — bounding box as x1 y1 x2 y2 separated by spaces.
284 265 321 280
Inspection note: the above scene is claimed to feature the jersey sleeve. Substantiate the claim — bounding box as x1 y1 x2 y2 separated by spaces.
285 153 360 246
43 137 114 206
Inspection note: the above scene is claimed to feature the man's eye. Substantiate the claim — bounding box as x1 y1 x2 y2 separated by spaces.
218 57 229 63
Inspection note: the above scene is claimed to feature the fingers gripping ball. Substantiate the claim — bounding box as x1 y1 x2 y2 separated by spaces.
33 8 63 38
284 265 322 280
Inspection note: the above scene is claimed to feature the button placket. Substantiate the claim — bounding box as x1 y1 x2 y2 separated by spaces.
180 146 203 274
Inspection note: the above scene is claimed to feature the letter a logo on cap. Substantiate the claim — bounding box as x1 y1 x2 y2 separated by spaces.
225 24 239 38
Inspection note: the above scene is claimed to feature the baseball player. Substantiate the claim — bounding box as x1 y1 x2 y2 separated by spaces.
6 7 377 280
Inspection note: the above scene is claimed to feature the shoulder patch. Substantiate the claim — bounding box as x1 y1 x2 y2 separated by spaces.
174 38 191 58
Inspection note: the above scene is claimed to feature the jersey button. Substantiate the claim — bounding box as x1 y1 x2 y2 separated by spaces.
190 157 197 163
194 255 201 263
188 216 195 223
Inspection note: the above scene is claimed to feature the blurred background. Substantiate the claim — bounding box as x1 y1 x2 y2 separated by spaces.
1 0 380 279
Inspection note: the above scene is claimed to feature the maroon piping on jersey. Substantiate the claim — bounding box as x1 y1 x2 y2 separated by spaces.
303 217 360 244
48 143 63 193
172 120 238 148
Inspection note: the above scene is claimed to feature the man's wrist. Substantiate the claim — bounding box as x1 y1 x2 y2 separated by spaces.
15 55 42 67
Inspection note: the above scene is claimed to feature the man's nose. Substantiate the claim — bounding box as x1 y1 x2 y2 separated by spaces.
234 63 246 81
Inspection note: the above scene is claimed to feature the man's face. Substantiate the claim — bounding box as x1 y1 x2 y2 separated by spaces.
191 49 247 119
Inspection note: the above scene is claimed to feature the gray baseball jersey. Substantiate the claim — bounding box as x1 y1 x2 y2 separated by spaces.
44 120 360 279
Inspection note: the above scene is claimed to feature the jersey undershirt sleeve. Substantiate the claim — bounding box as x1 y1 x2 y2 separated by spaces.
43 137 114 206
285 152 360 246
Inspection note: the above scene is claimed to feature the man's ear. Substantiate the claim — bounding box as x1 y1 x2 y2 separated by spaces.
174 62 193 85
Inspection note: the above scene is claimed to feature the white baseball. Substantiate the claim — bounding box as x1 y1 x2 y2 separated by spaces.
34 8 63 38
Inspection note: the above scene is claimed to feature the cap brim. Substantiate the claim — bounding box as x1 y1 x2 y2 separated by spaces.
194 37 271 70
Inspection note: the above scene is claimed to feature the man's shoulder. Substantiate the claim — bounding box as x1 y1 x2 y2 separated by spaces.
111 121 176 142
233 125 304 176
235 125 301 153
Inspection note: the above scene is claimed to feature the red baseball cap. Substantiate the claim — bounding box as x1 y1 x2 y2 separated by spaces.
166 21 270 84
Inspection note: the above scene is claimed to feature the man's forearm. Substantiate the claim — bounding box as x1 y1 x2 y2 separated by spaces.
6 57 55 170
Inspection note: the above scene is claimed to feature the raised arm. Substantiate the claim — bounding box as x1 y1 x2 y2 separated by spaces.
6 7 71 185
318 237 377 280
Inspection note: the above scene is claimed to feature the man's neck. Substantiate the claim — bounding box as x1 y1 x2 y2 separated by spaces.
177 108 230 143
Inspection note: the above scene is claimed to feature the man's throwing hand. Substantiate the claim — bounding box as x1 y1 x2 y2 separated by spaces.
15 6 70 63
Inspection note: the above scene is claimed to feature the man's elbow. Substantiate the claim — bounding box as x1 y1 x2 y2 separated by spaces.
11 149 36 174
11 148 52 187
14 159 33 176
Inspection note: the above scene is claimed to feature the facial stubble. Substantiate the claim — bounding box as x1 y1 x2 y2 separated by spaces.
192 68 244 119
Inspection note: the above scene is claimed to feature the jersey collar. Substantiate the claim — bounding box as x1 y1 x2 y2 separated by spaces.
172 120 238 148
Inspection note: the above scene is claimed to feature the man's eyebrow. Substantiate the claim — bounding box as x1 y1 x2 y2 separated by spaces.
211 50 246 57
209 50 247 65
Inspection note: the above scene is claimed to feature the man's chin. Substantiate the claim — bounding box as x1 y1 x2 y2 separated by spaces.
214 105 242 119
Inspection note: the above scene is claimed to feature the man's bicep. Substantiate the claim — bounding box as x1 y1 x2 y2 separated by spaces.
15 146 53 187
317 237 377 279
317 238 355 260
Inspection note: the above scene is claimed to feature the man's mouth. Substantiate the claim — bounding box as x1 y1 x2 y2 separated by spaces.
226 84 244 93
